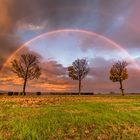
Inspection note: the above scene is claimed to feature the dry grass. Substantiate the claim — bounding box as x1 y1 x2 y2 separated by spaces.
0 95 138 107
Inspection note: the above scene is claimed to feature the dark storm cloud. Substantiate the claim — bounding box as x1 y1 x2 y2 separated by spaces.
40 60 67 76
37 60 76 87
1 0 140 92
0 0 90 68
0 33 20 69
1 0 140 68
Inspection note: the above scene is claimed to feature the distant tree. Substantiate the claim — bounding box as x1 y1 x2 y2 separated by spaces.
110 61 128 96
68 58 89 95
11 54 41 95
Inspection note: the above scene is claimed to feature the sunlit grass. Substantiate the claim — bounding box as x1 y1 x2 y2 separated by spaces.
0 95 140 139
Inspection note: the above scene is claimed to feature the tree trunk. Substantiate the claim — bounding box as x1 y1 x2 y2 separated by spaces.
119 80 124 96
22 67 29 96
78 79 81 96
23 78 27 96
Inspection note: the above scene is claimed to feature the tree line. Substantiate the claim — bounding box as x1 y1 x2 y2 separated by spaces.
11 53 128 96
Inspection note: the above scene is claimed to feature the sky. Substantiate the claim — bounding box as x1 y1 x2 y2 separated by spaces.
0 0 140 93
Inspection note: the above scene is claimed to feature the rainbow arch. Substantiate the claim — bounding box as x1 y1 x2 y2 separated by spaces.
3 29 140 70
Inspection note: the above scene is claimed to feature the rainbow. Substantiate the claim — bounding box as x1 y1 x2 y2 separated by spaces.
3 29 140 70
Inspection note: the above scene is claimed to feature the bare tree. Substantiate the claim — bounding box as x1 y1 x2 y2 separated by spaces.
68 58 89 95
11 53 41 95
110 61 128 96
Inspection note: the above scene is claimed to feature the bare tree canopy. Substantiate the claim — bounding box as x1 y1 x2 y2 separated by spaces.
11 53 41 95
110 61 128 96
68 58 89 95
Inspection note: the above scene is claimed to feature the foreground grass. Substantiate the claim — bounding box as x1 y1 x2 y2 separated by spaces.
0 95 140 140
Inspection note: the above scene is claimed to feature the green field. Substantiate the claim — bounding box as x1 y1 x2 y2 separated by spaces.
0 95 140 140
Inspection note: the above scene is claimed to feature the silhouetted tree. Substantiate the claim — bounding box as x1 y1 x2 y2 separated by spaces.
110 61 128 96
11 54 41 95
68 58 89 95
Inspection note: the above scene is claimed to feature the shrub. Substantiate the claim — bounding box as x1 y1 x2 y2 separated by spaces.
0 93 4 95
14 92 19 95
8 92 13 96
36 92 41 96
110 92 115 95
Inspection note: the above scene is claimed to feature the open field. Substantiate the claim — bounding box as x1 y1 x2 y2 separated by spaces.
0 95 140 140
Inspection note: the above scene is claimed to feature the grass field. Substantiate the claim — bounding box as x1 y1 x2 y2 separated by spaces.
0 95 140 140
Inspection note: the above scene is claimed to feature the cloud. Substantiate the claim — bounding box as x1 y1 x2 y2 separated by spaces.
0 0 140 66
1 53 140 93
34 60 77 91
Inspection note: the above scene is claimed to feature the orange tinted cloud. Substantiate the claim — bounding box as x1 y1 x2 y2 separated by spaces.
1 54 140 93
0 0 14 33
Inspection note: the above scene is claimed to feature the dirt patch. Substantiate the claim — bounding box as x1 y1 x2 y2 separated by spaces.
0 96 139 107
